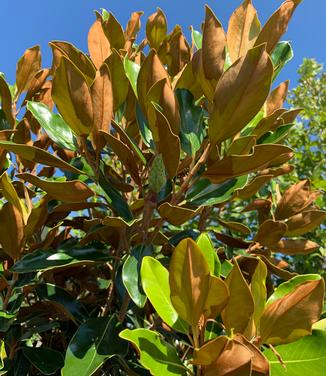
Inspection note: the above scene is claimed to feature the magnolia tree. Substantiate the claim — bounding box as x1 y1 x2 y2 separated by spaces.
0 0 325 375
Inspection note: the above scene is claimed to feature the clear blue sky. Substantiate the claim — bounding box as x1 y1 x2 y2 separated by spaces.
0 0 325 89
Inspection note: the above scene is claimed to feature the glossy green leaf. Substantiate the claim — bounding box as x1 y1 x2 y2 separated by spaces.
258 123 294 144
124 57 140 97
186 176 248 206
35 283 89 323
271 41 294 81
122 245 152 308
62 315 127 376
119 329 187 376
176 88 205 156
98 166 134 221
196 233 221 276
136 103 154 148
11 246 112 273
141 257 188 333
192 28 203 50
27 101 77 151
22 347 64 375
264 330 326 376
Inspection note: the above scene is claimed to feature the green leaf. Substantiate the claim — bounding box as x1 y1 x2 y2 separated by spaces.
136 103 154 148
187 176 248 206
11 246 112 273
192 28 202 49
141 257 188 333
124 58 140 97
220 260 233 278
266 274 322 306
119 329 187 376
27 101 77 151
62 315 127 376
122 245 152 308
22 347 64 375
98 166 134 221
258 124 294 144
176 88 205 156
271 41 294 81
196 233 221 276
264 330 326 376
35 283 89 323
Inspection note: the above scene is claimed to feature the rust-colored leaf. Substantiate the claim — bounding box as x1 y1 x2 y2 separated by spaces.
101 12 125 51
0 141 83 174
204 275 230 319
99 131 140 185
227 0 261 62
270 239 320 255
88 17 111 69
49 41 96 86
16 46 41 97
209 44 273 145
0 203 25 259
204 144 292 184
125 11 143 41
266 80 289 116
260 277 324 345
275 180 320 220
235 175 273 200
91 64 113 150
52 56 93 136
17 173 94 203
0 75 16 127
221 259 254 334
169 238 210 326
23 68 50 104
202 5 226 81
214 232 252 249
193 336 228 366
254 0 302 53
254 219 288 247
151 104 180 179
217 219 251 235
204 339 253 376
146 8 167 50
158 203 201 226
227 136 256 156
285 210 326 237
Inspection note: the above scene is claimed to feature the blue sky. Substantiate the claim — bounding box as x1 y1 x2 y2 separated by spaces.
0 0 325 88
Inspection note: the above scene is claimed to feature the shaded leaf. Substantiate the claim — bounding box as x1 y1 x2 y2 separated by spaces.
158 203 200 226
22 347 64 376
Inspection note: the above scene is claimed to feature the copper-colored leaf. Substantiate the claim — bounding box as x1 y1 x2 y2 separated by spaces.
209 44 273 145
0 141 83 174
49 41 96 86
0 75 15 127
260 277 324 345
146 8 167 50
254 0 302 53
204 339 253 376
202 5 226 81
91 64 113 149
88 17 111 69
52 56 93 136
125 11 143 41
152 104 180 179
214 232 252 249
270 239 320 255
227 136 256 156
192 49 215 101
158 203 201 226
227 0 261 62
16 46 41 97
235 175 273 200
217 219 251 235
259 255 296 281
204 275 230 319
17 173 94 203
0 203 25 259
221 259 254 334
101 12 125 51
99 131 140 185
204 144 292 184
137 50 169 112
285 210 326 236
193 336 228 366
266 80 289 116
23 68 50 104
254 219 288 247
169 238 210 326
275 180 320 220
